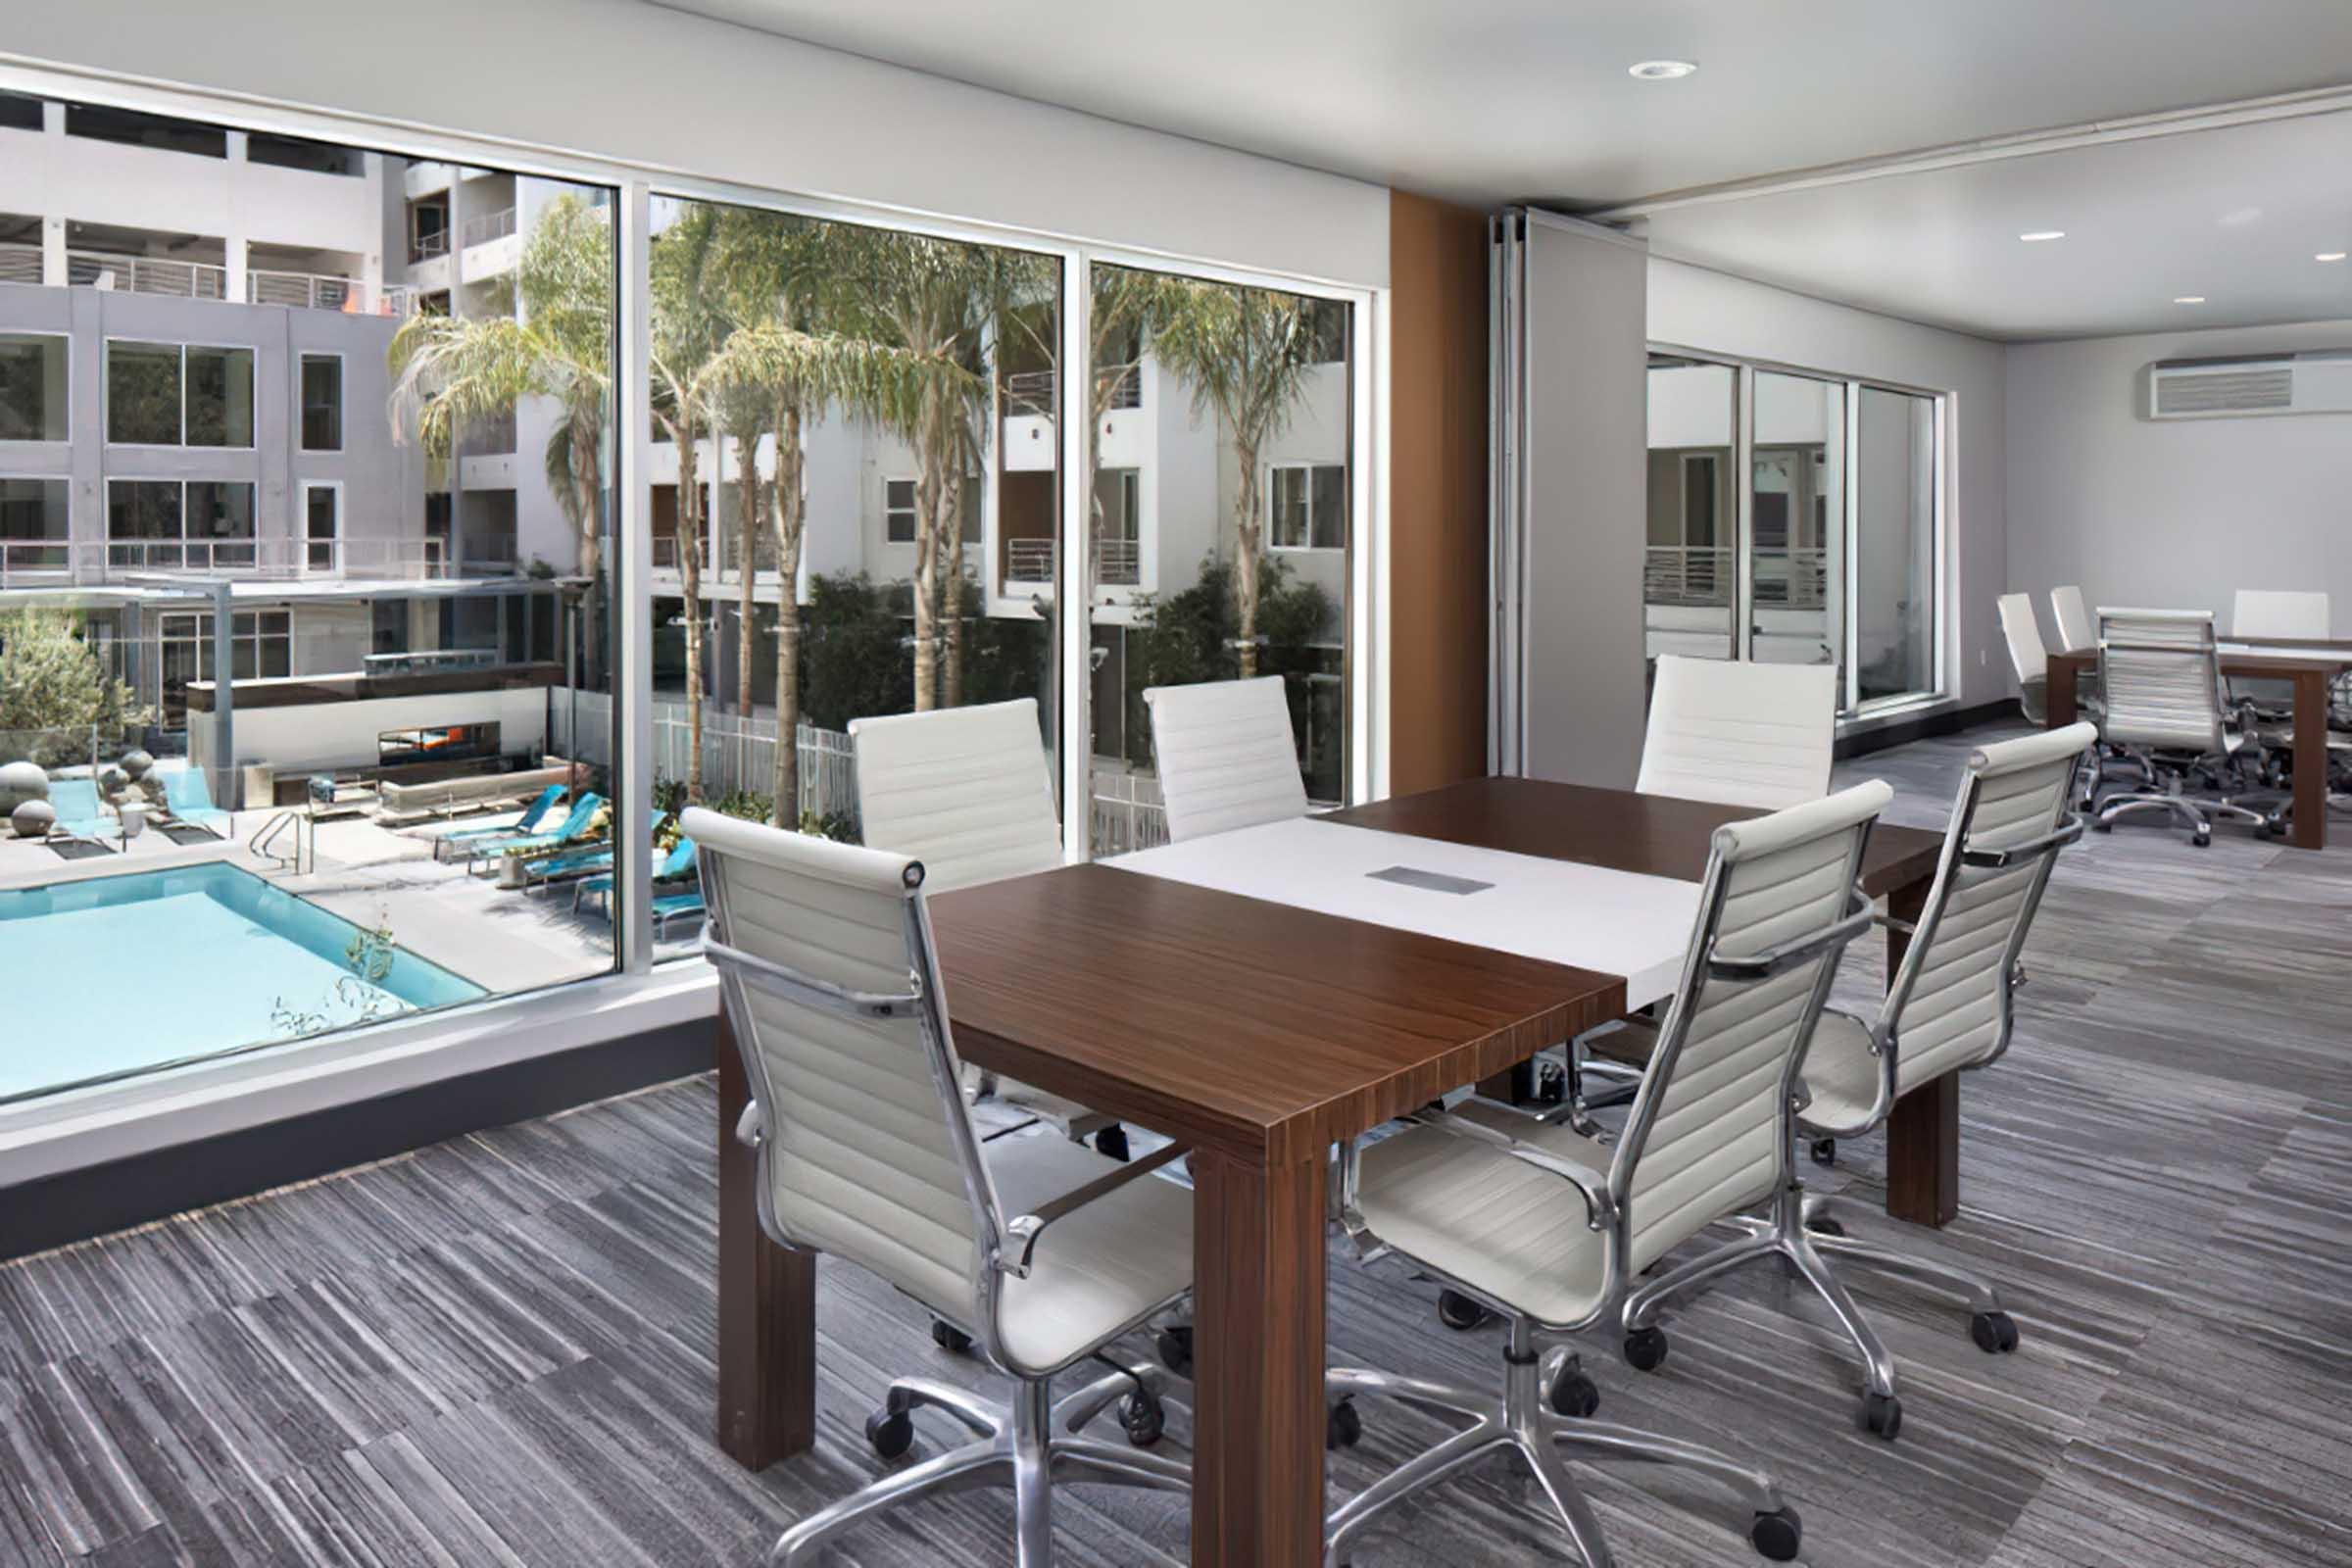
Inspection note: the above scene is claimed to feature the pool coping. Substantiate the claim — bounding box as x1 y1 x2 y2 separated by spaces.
0 835 237 892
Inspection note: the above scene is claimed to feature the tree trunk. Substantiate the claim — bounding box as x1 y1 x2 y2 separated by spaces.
910 386 943 712
941 468 965 710
734 424 760 725
674 420 707 803
767 403 806 829
1233 440 1263 679
568 409 606 690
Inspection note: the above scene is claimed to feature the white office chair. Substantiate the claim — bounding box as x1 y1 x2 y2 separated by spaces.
1996 592 2049 723
1324 780 1892 1568
1622 726 2091 1442
1140 674 1308 843
1635 655 1837 810
689 808 1193 1568
851 700 1131 1166
2048 585 2095 653
2232 589 2331 641
2089 609 2269 846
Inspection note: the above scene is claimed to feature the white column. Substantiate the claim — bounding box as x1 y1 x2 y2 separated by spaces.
615 180 656 973
41 215 65 287
223 131 250 303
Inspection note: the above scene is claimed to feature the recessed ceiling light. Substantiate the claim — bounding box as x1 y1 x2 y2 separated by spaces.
2018 230 2066 242
2319 252 2348 263
2175 296 2207 305
1628 60 1698 80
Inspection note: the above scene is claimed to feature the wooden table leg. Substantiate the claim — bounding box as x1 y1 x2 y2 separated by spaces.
2289 668 2329 851
1191 1148 1327 1568
715 1008 817 1469
2046 656 2078 727
1879 879 1959 1228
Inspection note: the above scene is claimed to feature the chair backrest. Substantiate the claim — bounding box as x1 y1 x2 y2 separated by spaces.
2096 609 2226 752
2049 586 2095 652
1996 592 2047 685
2231 589 2331 642
515 784 565 833
49 778 103 822
550 793 605 840
1142 675 1309 843
1867 724 2090 1112
163 768 214 812
689 807 1009 1355
1636 656 1838 810
658 834 698 879
851 698 1061 892
1609 779 1888 1271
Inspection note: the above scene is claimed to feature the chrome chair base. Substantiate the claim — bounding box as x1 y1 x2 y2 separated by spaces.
1620 1182 2014 1440
771 1363 1185 1568
2092 781 2269 846
1324 1322 1798 1568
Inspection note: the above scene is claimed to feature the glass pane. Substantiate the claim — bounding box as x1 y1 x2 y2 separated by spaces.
1855 387 1936 703
0 333 69 441
107 340 182 444
1644 355 1736 672
107 479 179 566
185 345 255 447
301 354 343 450
1749 370 1842 670
645 194 1060 956
1090 262 1353 851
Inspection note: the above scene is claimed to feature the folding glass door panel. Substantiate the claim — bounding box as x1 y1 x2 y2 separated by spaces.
1643 355 1736 676
1747 370 1843 671
1852 387 1938 707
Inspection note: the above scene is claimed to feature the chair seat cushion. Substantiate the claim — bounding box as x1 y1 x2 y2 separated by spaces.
1353 1102 1612 1328
1795 1010 1884 1137
988 1132 1193 1374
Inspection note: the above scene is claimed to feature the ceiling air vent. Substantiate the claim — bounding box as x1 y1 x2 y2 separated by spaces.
2147 352 2352 419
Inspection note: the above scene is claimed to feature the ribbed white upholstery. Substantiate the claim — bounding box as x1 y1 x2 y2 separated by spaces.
2097 609 2230 753
1636 656 1837 810
688 808 1191 1379
2232 589 2331 641
850 700 1061 894
1800 724 2092 1136
2049 585 2095 652
1997 593 2046 685
1142 676 1309 843
1615 779 1887 1271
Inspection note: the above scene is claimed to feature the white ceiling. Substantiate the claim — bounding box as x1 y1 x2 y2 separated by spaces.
1633 110 2352 341
651 0 2352 340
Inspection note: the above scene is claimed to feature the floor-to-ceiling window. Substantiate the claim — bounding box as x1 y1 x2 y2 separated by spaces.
1645 349 1942 713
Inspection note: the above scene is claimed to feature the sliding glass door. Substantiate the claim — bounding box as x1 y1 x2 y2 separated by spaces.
1645 350 1941 712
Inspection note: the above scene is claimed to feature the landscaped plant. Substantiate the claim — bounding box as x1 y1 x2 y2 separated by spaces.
270 912 403 1038
0 606 148 768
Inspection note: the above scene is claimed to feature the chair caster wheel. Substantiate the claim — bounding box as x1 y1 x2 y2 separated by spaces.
1119 1389 1165 1447
1622 1324 1668 1373
864 1406 914 1460
1094 1125 1130 1161
1809 1138 1837 1166
1805 1215 1846 1238
1154 1325 1193 1379
2091 818 2112 833
931 1320 974 1355
1547 1358 1600 1418
1860 1390 1902 1440
1971 1310 2020 1353
1326 1397 1362 1450
2192 828 2212 847
1437 1290 1491 1331
1749 1505 1803 1562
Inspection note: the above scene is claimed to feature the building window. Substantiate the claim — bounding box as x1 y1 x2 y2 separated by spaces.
0 478 70 569
106 340 182 444
107 479 256 568
0 92 41 132
304 482 341 570
157 609 292 718
247 132 360 176
884 477 917 544
301 354 343 451
185 345 256 448
0 334 68 441
1268 463 1347 551
64 102 225 158
411 200 449 263
1302 298 1349 365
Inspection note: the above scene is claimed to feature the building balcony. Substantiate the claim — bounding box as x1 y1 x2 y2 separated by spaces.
1004 537 1140 588
246 268 416 318
0 537 471 589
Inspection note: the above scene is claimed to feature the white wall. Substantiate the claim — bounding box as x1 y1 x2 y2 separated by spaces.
0 0 1389 291
2004 319 2352 637
1648 257 2010 708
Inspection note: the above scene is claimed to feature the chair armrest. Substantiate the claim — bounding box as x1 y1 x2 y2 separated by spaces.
1961 813 2086 869
1402 1107 1617 1232
735 1100 765 1150
1705 891 1873 980
997 1141 1191 1279
1872 912 1917 937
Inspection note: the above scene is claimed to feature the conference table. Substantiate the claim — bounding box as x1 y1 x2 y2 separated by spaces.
2045 638 2352 849
710 776 1943 1566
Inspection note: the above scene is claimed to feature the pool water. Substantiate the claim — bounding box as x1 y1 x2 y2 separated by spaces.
0 862 485 1102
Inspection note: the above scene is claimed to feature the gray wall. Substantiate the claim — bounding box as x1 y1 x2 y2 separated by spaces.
2004 319 2352 639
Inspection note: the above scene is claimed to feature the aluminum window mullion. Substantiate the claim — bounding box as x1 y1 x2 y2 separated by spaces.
1734 366 1756 663
614 179 655 976
1842 380 1862 712
1057 248 1091 863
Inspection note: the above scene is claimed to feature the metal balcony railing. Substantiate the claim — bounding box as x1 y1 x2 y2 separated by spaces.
0 243 43 286
1004 537 1142 587
461 207 517 248
246 269 417 318
65 249 225 299
1 537 478 586
410 231 450 264
1642 545 1830 611
1002 364 1142 420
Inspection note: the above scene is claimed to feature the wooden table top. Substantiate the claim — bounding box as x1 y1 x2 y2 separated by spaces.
1326 775 1944 899
928 862 1623 1168
2050 642 2352 676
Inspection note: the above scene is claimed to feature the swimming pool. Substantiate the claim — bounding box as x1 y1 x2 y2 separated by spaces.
0 861 485 1102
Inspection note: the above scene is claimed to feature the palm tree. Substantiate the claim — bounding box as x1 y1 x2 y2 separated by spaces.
1143 279 1320 677
388 193 613 678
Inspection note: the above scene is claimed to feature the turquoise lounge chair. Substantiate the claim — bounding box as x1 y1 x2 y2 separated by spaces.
649 889 707 938
462 792 603 872
46 779 116 846
521 809 664 893
571 833 698 916
159 768 232 833
432 785 565 862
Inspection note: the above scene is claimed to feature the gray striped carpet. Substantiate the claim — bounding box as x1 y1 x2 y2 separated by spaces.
2 723 2348 1566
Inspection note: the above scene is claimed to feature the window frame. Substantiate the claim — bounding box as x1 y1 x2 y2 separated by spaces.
298 351 344 452
301 478 343 573
103 337 258 450
882 475 918 546
0 474 72 572
105 476 260 570
1265 460 1348 553
0 330 71 443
